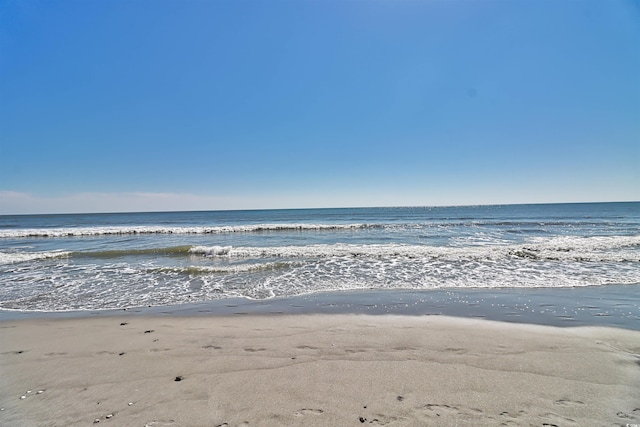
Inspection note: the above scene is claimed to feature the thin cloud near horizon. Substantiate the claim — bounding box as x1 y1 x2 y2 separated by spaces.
1 190 637 216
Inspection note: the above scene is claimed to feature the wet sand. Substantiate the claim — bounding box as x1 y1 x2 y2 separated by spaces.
3 285 638 330
1 314 639 426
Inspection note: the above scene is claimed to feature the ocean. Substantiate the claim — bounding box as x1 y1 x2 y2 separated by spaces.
1 202 639 320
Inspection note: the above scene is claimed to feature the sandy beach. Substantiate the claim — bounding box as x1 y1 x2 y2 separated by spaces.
1 314 639 426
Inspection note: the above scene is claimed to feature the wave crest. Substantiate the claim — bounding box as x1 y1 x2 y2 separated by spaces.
0 250 70 264
189 246 232 256
0 223 371 238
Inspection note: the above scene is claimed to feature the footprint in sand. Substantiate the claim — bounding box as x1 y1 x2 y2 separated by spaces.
499 410 527 418
539 412 577 426
421 403 483 419
2 350 27 355
618 411 638 420
554 399 584 407
423 403 460 416
443 347 467 353
294 409 324 416
365 415 402 425
498 410 527 426
202 345 222 350
296 345 319 350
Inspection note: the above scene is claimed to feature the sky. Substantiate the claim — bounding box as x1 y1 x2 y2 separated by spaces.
1 0 639 214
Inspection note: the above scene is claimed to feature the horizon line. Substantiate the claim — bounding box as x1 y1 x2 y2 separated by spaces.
2 200 637 217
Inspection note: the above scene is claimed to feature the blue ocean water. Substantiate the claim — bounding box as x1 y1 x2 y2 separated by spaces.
0 203 638 312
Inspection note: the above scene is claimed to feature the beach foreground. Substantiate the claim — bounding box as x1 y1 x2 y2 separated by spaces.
1 315 639 426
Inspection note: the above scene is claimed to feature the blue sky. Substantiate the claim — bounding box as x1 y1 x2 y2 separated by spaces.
1 0 638 214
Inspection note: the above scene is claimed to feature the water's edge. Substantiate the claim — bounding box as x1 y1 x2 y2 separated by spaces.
2 284 638 331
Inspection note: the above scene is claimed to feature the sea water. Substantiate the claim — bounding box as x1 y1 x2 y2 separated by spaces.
0 203 638 312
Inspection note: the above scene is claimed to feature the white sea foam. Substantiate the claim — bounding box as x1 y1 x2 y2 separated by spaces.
2 242 638 311
0 250 70 264
0 223 371 238
152 261 292 275
3 235 638 266
189 246 232 256
2 204 638 312
187 235 640 263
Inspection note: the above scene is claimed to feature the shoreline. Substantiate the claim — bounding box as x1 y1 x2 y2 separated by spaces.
1 313 639 426
2 284 639 330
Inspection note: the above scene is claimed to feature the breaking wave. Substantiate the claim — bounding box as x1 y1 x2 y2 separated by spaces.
0 223 373 238
148 262 293 275
2 235 639 265
189 246 232 256
0 250 71 264
190 235 640 263
4 219 635 238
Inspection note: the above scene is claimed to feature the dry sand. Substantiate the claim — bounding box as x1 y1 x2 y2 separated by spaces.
1 314 639 426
